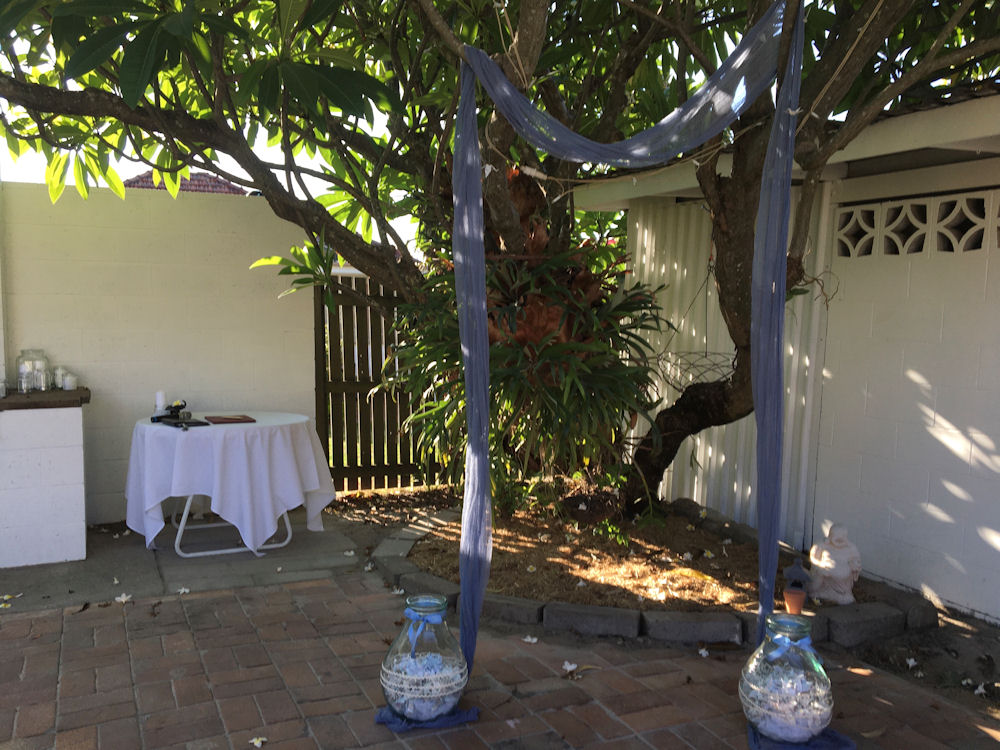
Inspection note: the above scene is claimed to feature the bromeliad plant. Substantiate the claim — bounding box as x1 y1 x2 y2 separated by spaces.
384 244 667 516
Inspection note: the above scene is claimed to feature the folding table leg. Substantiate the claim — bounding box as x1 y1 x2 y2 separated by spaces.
173 494 293 558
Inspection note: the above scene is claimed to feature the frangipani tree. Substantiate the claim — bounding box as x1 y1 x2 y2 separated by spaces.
1 0 997 508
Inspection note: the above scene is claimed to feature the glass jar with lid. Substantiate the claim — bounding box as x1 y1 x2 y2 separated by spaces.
16 349 49 392
739 613 833 743
380 594 468 722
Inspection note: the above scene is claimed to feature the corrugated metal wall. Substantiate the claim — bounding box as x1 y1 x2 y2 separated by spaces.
626 187 833 550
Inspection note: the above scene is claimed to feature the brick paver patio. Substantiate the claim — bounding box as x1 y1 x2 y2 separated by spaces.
2 570 999 749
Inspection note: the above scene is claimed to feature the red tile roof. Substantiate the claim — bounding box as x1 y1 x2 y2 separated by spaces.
123 170 247 195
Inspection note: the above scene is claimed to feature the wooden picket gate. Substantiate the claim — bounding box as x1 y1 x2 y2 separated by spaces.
314 274 420 491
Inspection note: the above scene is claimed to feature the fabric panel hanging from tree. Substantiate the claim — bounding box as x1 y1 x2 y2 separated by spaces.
451 0 799 678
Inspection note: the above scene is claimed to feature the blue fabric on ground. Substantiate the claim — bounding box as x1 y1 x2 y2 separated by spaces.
375 705 480 732
748 726 856 749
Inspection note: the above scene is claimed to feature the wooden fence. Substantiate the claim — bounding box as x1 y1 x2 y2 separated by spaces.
314 275 420 491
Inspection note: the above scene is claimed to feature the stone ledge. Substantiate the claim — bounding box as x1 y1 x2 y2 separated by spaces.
643 610 741 644
544 602 640 639
824 602 906 648
370 508 934 648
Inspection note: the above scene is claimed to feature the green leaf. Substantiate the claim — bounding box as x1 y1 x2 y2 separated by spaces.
300 0 342 29
73 154 89 199
119 20 165 108
161 6 195 37
103 165 126 199
64 22 137 79
45 152 70 203
50 0 155 17
0 0 43 36
277 0 309 39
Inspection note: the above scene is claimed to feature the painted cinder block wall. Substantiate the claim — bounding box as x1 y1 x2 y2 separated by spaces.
814 186 1000 622
0 182 315 524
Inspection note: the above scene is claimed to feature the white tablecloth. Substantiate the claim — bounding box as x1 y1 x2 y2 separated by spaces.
125 412 335 552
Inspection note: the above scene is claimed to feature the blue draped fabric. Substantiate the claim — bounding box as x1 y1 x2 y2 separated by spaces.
750 0 805 648
453 61 494 672
449 10 841 747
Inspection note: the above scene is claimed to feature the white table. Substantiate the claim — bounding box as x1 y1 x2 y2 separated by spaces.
125 412 335 556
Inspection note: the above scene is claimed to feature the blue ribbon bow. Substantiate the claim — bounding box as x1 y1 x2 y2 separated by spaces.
404 608 443 657
768 634 822 665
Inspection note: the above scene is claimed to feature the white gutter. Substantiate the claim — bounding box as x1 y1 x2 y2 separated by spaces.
576 94 1000 211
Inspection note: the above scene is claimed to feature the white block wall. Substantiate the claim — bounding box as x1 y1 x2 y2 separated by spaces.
0 407 86 566
1 182 316 523
815 188 1000 622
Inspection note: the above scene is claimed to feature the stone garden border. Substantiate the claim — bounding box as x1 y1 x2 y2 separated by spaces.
371 507 938 648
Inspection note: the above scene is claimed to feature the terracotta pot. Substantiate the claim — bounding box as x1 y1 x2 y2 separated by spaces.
783 587 807 615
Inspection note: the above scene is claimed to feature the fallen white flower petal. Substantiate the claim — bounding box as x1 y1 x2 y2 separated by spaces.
685 524 696 531
562 661 578 673
344 550 356 557
122 530 131 536
578 503 587 511
177 587 190 595
391 586 405 595
699 509 708 519
363 561 375 572
112 533 120 539
527 565 537 573
905 657 918 669
576 580 587 588
522 635 538 644
914 670 924 678
703 550 715 559
249 738 267 748
682 552 693 561
115 593 132 604
275 567 282 572
962 678 974 687
722 538 733 545
0 603 10 609
975 683 987 696
698 647 709 658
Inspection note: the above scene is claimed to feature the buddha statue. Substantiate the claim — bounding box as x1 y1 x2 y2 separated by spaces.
808 523 862 605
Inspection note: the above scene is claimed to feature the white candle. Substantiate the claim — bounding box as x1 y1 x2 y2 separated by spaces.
63 373 78 390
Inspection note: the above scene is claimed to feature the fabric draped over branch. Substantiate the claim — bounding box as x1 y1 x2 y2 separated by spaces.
451 0 801 694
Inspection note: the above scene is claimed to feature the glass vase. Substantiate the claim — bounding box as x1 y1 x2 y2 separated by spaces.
739 613 833 743
380 594 468 722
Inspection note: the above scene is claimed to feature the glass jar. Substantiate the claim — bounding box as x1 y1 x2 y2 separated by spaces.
380 594 468 722
739 613 833 743
16 349 49 392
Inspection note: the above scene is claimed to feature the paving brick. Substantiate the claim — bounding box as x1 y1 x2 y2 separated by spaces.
543 602 640 638
217 695 262 732
642 611 742 645
97 716 140 748
14 701 55 737
137 681 176 714
57 701 137 732
172 675 213 707
825 602 905 647
568 702 632 740
307 714 363 749
255 690 301 724
541 707 601 746
55 725 97 750
141 702 225 748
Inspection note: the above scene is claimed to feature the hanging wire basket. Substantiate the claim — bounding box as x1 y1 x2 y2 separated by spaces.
661 350 735 392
